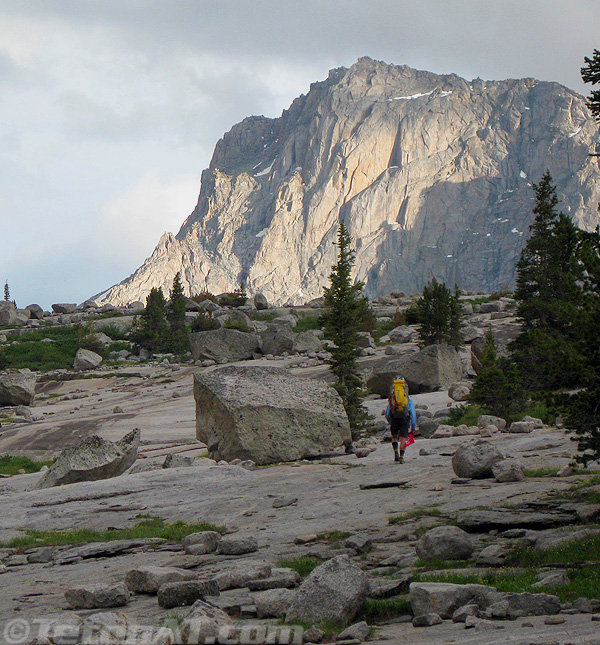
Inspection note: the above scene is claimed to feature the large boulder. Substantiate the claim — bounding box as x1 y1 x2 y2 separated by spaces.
410 582 501 619
259 324 295 355
37 429 140 488
0 301 18 326
416 526 474 561
52 303 77 314
178 600 234 645
451 439 504 479
254 293 269 310
190 328 260 362
292 331 322 354
286 555 369 627
0 369 36 406
73 348 103 371
366 344 463 395
194 366 350 465
126 566 199 594
64 582 130 609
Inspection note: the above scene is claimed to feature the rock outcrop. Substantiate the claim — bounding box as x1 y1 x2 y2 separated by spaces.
0 369 36 406
193 366 350 465
97 57 600 306
366 343 463 395
37 429 140 488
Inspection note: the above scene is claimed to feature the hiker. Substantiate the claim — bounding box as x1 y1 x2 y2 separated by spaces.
384 376 417 463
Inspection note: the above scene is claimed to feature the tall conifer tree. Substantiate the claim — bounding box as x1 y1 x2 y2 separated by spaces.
322 221 369 436
511 172 584 390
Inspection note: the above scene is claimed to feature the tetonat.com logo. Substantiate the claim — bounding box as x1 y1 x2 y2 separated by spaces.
3 617 305 644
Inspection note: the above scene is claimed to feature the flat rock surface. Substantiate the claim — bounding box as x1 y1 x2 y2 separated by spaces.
0 356 596 642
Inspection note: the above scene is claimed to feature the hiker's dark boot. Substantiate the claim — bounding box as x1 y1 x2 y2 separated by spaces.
394 452 400 462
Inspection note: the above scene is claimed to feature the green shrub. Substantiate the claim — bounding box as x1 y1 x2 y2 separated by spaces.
190 311 220 332
218 284 247 308
403 304 421 325
295 316 321 332
445 404 483 427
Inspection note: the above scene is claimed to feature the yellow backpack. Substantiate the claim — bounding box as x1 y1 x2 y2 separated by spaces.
389 377 409 420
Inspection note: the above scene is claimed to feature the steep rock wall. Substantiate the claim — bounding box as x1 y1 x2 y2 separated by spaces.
99 58 600 305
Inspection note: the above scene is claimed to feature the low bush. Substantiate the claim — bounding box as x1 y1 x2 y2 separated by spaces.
190 311 220 332
295 316 322 333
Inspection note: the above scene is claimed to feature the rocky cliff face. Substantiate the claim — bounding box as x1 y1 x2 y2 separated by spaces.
98 57 600 306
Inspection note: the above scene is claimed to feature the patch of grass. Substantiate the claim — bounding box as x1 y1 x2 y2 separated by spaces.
0 455 55 476
224 321 253 333
276 556 321 577
389 507 444 525
248 311 276 323
316 529 352 548
524 467 562 478
1 517 225 549
415 557 472 571
416 567 539 592
1 326 80 370
416 562 600 603
563 475 600 504
161 610 187 630
293 316 321 333
356 596 412 622
507 531 600 567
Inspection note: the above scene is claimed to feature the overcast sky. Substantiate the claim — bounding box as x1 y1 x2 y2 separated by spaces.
1 0 599 309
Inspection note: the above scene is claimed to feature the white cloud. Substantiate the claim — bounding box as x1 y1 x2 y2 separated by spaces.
94 170 200 261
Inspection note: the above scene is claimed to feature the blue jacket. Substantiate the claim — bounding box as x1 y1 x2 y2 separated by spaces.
385 398 417 431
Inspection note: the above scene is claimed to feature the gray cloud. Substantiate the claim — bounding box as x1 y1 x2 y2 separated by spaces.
0 0 598 307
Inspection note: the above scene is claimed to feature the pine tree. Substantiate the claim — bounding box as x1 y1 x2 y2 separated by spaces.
3 281 10 302
167 272 189 353
582 49 600 124
322 221 370 436
562 227 600 465
468 331 526 421
416 279 463 348
511 172 584 390
131 287 169 352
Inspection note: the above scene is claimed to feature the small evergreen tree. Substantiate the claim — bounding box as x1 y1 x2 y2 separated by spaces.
131 287 169 352
416 278 463 348
468 331 526 421
511 172 584 390
167 272 189 353
3 281 10 302
322 221 370 435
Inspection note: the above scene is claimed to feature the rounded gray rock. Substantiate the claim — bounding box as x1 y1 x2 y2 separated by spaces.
451 439 504 479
